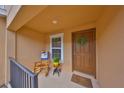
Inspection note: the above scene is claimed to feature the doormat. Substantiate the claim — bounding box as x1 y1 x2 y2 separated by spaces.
71 74 93 88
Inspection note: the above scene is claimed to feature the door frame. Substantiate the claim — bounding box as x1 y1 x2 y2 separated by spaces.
72 28 96 77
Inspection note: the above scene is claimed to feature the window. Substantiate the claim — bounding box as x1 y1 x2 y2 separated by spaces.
50 33 64 63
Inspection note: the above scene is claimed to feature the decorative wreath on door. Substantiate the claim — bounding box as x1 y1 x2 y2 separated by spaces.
77 36 88 46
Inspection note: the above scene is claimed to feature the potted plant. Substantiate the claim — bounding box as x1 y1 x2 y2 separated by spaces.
53 55 60 67
52 55 62 76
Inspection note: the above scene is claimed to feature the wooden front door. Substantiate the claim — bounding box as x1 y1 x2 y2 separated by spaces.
72 29 96 76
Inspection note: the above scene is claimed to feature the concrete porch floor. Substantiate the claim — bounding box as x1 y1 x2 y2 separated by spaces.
38 70 100 88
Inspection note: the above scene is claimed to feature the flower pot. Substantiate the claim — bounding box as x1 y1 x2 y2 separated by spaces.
53 62 59 67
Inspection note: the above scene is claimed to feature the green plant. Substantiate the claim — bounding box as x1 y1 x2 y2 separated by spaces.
53 57 60 63
77 36 88 46
53 54 60 63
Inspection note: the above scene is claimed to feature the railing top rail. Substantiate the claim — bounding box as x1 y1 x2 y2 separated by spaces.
9 57 37 77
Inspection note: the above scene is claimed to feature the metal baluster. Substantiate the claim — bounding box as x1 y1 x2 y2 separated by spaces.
10 58 38 88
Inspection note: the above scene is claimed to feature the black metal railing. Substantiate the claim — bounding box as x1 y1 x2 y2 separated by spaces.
9 57 38 88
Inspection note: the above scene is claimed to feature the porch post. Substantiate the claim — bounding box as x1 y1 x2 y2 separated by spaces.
5 29 17 86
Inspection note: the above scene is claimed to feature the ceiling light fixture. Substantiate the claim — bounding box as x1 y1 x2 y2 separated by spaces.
52 20 58 24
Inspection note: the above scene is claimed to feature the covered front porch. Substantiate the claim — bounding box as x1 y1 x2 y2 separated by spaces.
4 5 124 88
6 5 101 88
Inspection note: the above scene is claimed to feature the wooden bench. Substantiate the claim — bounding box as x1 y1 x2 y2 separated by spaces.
34 61 50 76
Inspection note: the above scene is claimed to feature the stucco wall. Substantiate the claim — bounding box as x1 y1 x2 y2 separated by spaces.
0 17 6 86
96 6 124 87
16 27 46 70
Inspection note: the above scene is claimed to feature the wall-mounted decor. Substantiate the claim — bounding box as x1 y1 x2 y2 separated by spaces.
77 36 88 46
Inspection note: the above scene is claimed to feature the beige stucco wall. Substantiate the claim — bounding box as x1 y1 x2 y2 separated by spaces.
0 17 6 86
16 27 46 70
96 6 124 87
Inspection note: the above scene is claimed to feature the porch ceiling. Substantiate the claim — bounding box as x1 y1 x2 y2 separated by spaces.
24 5 105 33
